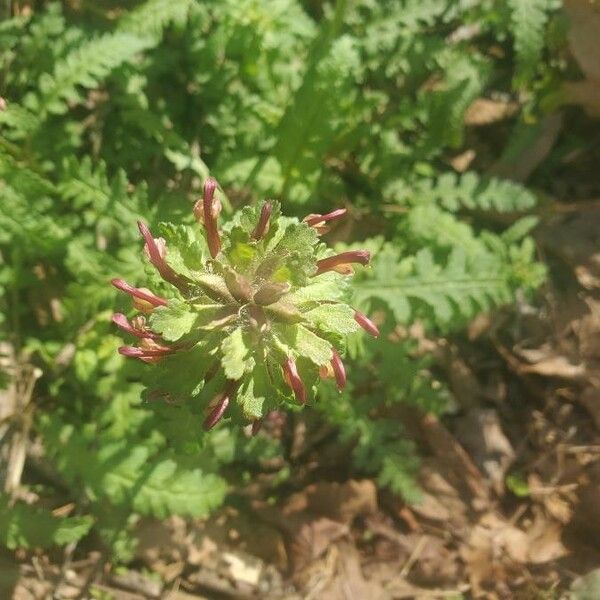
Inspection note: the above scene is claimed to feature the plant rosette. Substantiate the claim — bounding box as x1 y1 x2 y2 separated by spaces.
112 179 379 431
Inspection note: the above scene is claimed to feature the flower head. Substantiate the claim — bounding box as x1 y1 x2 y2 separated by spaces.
111 180 377 428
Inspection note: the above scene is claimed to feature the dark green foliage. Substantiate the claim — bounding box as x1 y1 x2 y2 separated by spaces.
0 0 560 555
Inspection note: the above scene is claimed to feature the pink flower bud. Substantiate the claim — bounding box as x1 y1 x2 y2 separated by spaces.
331 349 346 391
354 311 380 337
111 278 168 308
314 250 370 276
112 313 160 339
304 208 347 233
282 358 306 404
203 393 230 430
251 201 273 240
193 196 222 224
202 178 221 258
118 339 174 363
251 420 263 436
137 221 184 287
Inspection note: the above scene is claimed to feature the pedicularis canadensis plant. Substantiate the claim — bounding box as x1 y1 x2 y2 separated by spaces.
112 178 378 431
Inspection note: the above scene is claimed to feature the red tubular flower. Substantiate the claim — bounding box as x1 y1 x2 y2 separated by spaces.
118 339 175 363
331 349 346 391
202 178 221 258
303 208 347 234
282 357 306 404
354 310 380 337
251 419 263 436
251 201 273 240
111 278 168 308
137 221 183 287
203 393 230 430
112 313 160 339
314 250 370 276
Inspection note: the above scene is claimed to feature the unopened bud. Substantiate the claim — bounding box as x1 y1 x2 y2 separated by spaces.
203 393 230 430
112 313 160 339
303 208 347 234
354 311 380 337
137 221 184 288
111 278 168 308
251 201 273 240
282 358 306 404
331 349 346 391
253 281 291 305
223 269 253 303
315 250 370 276
202 178 221 258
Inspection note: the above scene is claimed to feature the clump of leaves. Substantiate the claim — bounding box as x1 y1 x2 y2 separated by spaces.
113 179 379 430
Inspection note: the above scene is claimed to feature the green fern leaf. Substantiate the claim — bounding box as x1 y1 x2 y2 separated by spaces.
508 0 551 87
409 171 538 213
0 499 92 550
354 244 513 327
118 0 195 37
25 32 154 120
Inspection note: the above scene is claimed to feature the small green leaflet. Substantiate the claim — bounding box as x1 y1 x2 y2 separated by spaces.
0 499 93 550
303 303 359 335
221 327 254 379
294 325 333 366
150 299 198 341
237 364 272 419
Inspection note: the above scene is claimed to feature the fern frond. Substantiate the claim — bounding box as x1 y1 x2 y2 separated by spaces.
25 32 153 119
0 184 66 251
118 0 194 37
410 171 538 213
58 157 148 226
0 104 40 139
42 420 227 519
354 244 513 327
508 0 551 87
0 150 55 197
0 499 92 550
404 203 484 256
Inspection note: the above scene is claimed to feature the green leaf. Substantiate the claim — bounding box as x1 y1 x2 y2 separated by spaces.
289 271 350 305
144 339 219 401
150 299 198 341
94 443 227 518
303 303 360 335
158 223 207 279
354 244 516 328
508 0 552 88
0 500 93 550
293 325 333 366
221 328 253 380
237 365 273 419
258 220 318 285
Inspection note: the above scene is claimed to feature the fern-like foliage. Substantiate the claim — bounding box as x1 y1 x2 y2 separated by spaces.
0 0 554 559
391 171 538 213
0 499 93 550
354 244 515 328
25 32 153 120
117 0 195 37
508 0 553 87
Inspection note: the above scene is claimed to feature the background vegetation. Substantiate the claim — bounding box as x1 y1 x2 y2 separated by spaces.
1 1 598 598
